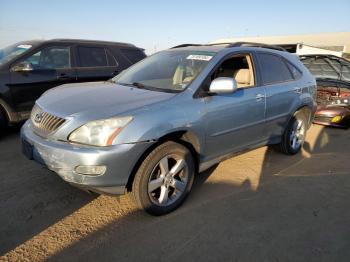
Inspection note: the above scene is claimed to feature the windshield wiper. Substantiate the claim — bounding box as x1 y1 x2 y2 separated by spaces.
131 82 146 89
118 82 155 90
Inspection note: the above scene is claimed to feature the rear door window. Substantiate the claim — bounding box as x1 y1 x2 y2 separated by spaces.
120 49 145 63
77 46 108 67
257 53 294 85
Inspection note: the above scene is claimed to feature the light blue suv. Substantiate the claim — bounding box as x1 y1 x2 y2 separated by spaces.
21 42 317 215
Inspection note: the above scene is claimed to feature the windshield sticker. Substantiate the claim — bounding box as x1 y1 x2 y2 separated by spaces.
186 54 213 61
17 44 32 49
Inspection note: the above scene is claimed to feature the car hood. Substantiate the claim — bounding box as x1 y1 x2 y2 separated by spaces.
37 81 176 118
301 55 350 83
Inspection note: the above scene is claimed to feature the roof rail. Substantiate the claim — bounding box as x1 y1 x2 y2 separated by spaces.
209 41 287 52
171 42 287 52
171 44 202 49
51 38 136 47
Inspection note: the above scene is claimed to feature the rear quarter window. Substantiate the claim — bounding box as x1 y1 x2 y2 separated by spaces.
257 53 294 85
286 60 302 80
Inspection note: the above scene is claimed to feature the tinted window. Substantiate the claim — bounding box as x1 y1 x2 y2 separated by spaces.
78 46 107 67
106 49 118 66
258 53 294 85
22 46 71 69
121 49 145 63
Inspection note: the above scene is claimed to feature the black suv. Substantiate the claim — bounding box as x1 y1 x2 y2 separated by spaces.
0 39 146 130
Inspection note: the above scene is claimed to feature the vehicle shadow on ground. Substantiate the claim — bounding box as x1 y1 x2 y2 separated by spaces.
43 125 350 262
2 125 350 261
0 126 97 255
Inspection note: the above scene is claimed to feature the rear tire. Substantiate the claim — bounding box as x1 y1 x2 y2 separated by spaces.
131 141 195 216
279 111 308 155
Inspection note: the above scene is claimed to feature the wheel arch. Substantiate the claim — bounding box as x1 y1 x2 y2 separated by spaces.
283 104 313 132
125 129 201 192
0 100 10 124
294 105 313 128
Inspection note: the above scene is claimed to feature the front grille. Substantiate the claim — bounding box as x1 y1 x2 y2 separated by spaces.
30 105 65 136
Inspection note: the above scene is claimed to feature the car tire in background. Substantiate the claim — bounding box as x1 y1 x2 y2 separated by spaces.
279 110 309 155
0 109 7 135
131 141 195 216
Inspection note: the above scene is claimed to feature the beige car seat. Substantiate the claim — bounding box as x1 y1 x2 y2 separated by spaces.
234 69 251 88
173 66 185 85
172 66 197 85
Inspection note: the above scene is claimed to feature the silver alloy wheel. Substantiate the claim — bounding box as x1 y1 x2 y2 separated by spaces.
290 119 305 150
148 155 189 206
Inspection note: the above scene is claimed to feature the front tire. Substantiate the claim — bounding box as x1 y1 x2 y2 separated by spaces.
0 110 7 135
131 141 195 216
279 111 308 155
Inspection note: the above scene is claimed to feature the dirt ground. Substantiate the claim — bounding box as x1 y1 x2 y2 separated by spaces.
0 124 349 262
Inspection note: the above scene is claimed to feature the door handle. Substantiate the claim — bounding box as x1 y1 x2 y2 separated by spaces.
57 74 71 80
256 94 265 101
294 87 302 94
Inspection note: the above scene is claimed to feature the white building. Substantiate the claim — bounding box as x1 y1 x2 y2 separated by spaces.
211 32 350 59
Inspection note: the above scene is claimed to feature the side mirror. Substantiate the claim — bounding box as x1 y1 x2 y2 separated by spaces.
209 77 238 94
11 62 33 72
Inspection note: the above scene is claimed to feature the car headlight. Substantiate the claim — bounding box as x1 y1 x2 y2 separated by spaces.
68 116 133 146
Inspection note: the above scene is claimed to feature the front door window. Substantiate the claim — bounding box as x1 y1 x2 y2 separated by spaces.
21 46 71 70
211 54 255 88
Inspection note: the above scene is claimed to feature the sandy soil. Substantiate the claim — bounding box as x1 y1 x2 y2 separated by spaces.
0 124 349 262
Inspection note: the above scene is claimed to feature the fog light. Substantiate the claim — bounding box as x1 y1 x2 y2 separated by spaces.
75 165 106 176
331 115 342 123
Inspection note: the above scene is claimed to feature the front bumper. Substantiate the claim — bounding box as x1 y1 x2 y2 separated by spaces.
21 121 153 195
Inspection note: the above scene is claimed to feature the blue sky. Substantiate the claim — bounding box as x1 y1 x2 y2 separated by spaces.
1 0 349 53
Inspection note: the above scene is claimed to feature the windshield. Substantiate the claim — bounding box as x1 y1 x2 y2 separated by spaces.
0 43 33 65
113 50 216 92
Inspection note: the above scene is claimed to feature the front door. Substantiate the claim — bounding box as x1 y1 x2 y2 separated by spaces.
203 53 267 160
9 45 75 111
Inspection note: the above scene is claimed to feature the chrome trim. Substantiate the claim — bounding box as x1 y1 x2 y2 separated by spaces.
30 105 65 137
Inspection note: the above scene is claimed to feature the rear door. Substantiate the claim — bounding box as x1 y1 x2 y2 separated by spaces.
255 52 302 138
75 45 119 82
9 44 75 111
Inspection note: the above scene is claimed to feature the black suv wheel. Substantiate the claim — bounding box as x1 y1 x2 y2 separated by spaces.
0 109 7 135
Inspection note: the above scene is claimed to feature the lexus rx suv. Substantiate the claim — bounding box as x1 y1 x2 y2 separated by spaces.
0 39 146 132
21 42 317 215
